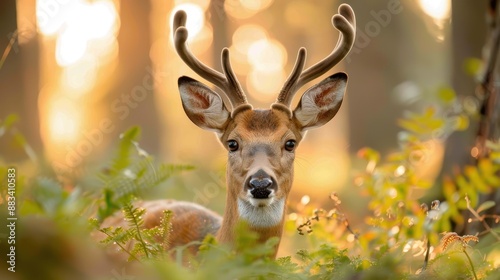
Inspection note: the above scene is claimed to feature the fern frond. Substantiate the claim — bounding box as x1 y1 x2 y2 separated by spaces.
123 203 145 229
122 202 150 259
111 162 193 203
130 241 147 261
157 210 173 250
100 226 135 245
461 235 479 245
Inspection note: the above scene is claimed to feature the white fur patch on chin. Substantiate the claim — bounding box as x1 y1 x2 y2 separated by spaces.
237 198 285 228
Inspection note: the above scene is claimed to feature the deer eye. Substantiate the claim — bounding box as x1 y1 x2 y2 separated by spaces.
227 140 239 152
284 140 296 152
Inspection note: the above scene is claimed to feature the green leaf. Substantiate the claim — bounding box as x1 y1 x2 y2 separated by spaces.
0 114 19 130
109 126 142 176
476 201 495 214
32 177 66 215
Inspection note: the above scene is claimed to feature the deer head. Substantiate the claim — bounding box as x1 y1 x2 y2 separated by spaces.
173 4 356 246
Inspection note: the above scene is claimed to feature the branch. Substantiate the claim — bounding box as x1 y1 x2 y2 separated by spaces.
476 0 500 158
466 195 500 240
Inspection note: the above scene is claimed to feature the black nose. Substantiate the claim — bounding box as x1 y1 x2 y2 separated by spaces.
249 177 273 189
247 170 275 199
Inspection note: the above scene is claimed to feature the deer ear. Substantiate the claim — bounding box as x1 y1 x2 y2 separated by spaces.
293 73 347 131
178 76 230 133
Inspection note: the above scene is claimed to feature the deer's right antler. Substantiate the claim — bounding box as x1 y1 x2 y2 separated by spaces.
173 10 248 109
275 4 356 108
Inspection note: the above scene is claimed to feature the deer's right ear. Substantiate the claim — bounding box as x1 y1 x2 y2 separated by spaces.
178 76 230 133
292 73 347 131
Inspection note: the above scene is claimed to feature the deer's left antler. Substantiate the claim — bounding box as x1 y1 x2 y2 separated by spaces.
275 4 356 107
173 10 248 109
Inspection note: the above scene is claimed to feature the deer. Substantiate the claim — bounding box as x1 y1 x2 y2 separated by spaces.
98 3 356 259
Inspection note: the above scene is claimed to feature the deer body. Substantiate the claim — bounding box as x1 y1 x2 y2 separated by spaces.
100 4 356 259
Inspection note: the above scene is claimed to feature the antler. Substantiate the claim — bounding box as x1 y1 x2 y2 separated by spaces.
173 10 248 108
276 4 356 107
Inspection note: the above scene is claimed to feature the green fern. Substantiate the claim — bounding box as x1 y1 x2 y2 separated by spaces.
143 210 173 253
121 202 150 259
95 127 192 221
110 162 194 204
93 204 173 262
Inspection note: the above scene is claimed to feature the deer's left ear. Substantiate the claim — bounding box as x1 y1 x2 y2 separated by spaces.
293 72 347 131
178 76 230 133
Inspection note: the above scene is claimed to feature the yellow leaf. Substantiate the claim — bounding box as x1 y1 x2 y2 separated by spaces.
443 176 457 200
453 115 469 131
464 166 490 193
438 87 456 104
463 57 483 77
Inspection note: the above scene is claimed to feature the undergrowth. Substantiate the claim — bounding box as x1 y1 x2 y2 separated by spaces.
1 85 500 280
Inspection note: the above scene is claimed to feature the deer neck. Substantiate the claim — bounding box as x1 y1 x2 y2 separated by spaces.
216 177 286 257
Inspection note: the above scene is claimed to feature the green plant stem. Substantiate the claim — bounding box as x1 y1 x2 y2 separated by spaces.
463 248 478 280
422 237 431 270
129 208 150 259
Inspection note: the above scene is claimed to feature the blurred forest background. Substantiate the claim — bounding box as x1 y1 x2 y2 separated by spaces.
0 0 498 266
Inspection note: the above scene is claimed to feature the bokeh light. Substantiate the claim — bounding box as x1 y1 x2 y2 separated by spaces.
38 0 119 66
36 0 120 150
225 0 274 19
418 0 451 41
232 25 268 55
174 0 210 10
247 39 287 73
61 58 98 95
56 29 88 66
233 32 288 100
284 1 317 29
170 3 205 42
246 69 286 101
47 98 82 143
418 0 451 21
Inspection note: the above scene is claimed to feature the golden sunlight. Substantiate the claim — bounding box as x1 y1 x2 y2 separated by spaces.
47 98 82 143
418 0 451 41
246 69 286 100
239 0 274 11
247 39 287 73
37 0 119 66
55 28 88 66
61 58 98 95
232 25 268 56
37 0 120 158
56 1 118 66
174 0 210 10
418 0 451 21
224 0 274 19
36 0 75 36
246 38 287 99
83 1 118 40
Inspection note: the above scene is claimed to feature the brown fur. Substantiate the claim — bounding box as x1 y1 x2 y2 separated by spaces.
98 58 348 261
